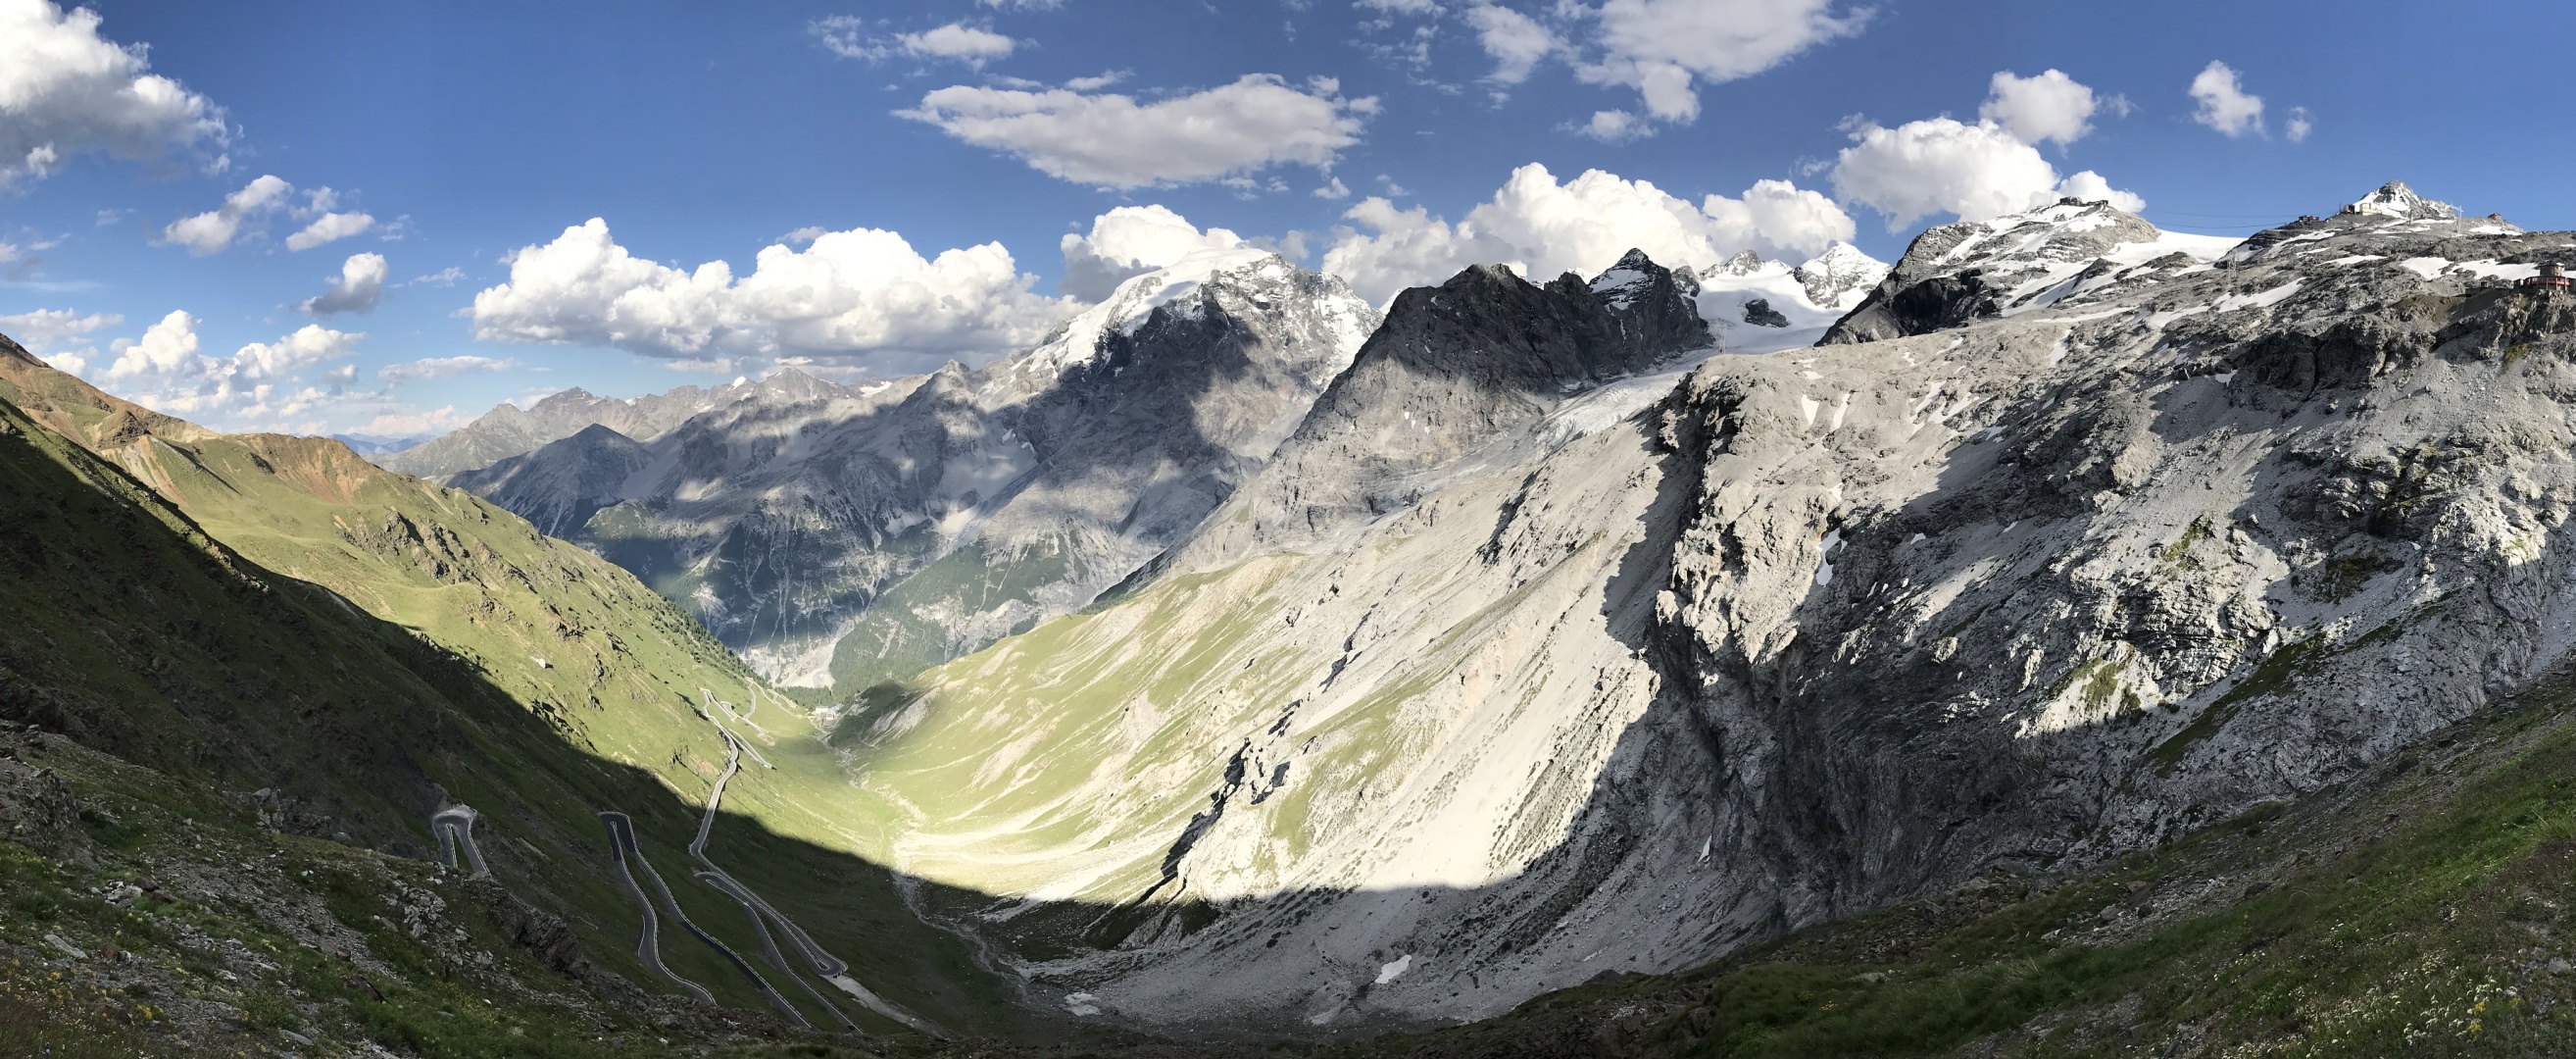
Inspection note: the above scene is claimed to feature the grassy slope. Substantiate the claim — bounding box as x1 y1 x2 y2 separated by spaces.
0 338 1024 1038
839 558 1310 905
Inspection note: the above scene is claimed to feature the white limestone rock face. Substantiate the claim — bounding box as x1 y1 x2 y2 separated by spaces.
848 187 2576 1035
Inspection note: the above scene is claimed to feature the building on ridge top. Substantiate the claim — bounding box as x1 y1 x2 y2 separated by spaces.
2519 262 2570 291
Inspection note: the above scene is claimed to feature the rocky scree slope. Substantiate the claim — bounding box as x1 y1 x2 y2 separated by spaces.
457 250 1378 695
838 183 2576 1036
1276 676 2576 1058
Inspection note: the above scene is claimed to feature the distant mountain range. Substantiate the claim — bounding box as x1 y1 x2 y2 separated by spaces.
327 430 436 455
407 243 1885 697
445 248 1383 690
372 376 806 480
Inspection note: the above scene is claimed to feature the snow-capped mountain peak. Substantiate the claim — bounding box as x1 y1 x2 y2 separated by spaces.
1587 248 1672 310
1016 247 1289 380
2343 179 2458 220
1792 241 1890 309
1673 243 1886 354
1821 197 2240 344
1711 249 1772 277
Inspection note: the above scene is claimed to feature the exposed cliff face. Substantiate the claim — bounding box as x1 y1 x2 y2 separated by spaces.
846 187 2576 1035
1603 183 2576 976
1177 250 1709 565
1653 185 2555 899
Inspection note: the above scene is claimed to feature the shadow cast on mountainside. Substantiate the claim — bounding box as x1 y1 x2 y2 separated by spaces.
0 396 1061 1041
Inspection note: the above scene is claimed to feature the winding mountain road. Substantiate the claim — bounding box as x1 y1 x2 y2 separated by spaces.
702 686 775 749
600 814 809 1031
591 687 945 1036
684 710 947 1037
429 806 490 878
598 811 716 1005
686 724 861 1032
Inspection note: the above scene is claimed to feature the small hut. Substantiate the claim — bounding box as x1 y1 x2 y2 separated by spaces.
2520 262 2571 291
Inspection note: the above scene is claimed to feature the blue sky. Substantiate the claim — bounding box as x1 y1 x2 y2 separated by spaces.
4 0 2573 438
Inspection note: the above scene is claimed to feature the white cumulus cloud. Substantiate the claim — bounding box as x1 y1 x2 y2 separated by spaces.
470 218 1073 364
96 312 364 425
0 0 228 188
1465 4 1560 83
354 405 467 437
899 23 1015 67
101 309 201 381
900 75 1373 189
2189 60 2264 138
285 210 376 251
1831 70 2140 229
812 17 1016 68
300 252 387 316
0 307 121 375
379 355 519 383
1319 162 1853 305
160 174 291 255
227 324 363 383
1058 205 1246 301
1830 117 2141 229
1578 109 1649 143
2286 106 2312 143
1978 69 2099 149
1577 0 1867 124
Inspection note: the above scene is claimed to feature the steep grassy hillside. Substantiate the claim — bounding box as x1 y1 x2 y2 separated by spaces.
0 335 1026 1040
